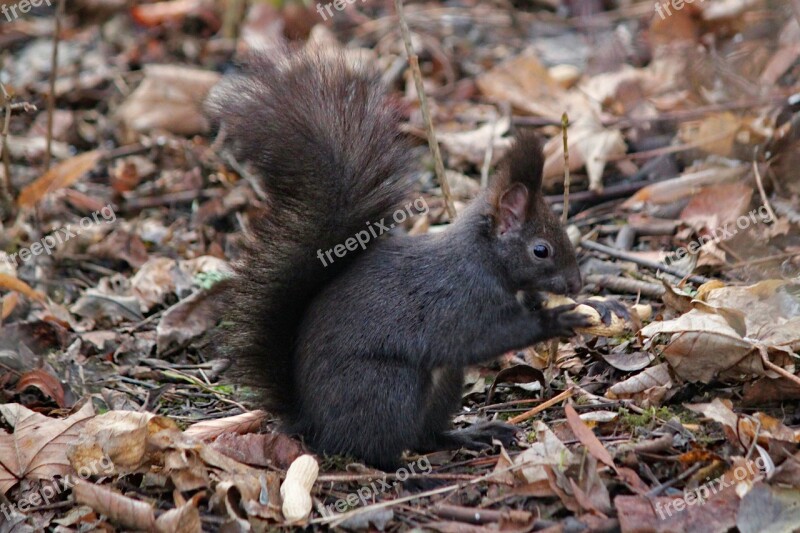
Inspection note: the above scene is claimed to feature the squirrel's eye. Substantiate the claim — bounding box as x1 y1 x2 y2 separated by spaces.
533 243 551 259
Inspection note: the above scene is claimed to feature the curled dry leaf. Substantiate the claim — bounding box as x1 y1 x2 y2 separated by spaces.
67 410 180 476
0 402 95 494
15 367 66 407
436 117 513 168
116 65 221 139
184 410 269 441
606 363 673 406
73 480 157 531
476 50 567 120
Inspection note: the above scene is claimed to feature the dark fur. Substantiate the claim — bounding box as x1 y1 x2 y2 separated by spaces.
209 50 585 470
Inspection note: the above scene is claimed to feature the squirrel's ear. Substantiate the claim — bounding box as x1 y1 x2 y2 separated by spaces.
497 183 529 235
489 133 544 233
504 132 544 194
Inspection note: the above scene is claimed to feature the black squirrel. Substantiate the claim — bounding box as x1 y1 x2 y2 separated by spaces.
207 50 589 470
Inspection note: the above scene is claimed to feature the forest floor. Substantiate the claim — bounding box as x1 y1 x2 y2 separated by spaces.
0 0 799 531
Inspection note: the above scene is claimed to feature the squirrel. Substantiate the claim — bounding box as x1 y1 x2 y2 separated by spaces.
207 49 589 471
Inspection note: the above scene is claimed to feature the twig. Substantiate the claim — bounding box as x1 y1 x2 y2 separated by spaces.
393 0 456 220
752 156 777 223
480 112 498 189
758 345 800 387
508 387 574 425
44 0 65 171
561 112 570 224
312 455 538 526
222 0 246 39
0 82 12 214
580 239 712 285
584 274 665 299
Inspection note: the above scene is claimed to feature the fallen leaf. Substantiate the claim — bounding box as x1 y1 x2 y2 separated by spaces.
116 65 221 139
68 410 180 476
0 402 95 494
0 274 46 303
564 404 617 473
17 150 103 208
184 410 269 441
15 368 66 407
156 289 219 354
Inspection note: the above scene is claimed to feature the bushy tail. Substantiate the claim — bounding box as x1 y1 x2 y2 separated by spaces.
206 50 414 419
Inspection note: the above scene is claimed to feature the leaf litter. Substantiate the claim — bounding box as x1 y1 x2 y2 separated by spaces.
0 0 798 531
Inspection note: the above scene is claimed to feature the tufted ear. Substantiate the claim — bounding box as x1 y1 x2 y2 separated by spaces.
489 132 544 233
496 183 529 235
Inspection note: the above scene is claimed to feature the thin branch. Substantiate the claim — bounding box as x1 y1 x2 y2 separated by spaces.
393 0 456 220
44 0 65 171
508 387 574 425
561 112 571 224
0 82 12 215
480 112 497 189
752 156 777 223
580 239 712 285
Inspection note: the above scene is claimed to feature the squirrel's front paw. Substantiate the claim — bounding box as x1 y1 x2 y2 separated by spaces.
544 304 592 338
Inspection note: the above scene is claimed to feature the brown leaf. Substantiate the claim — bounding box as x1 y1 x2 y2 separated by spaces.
15 368 66 407
154 495 202 533
0 402 95 494
606 363 673 404
116 65 220 138
17 150 103 208
564 404 617 473
67 410 180 476
210 432 306 470
73 479 156 531
0 274 46 303
156 289 219 354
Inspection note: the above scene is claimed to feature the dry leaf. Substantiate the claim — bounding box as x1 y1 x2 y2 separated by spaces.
184 410 269 441
73 480 157 531
157 289 219 354
15 368 66 407
68 410 180 476
17 150 103 208
564 404 617 473
476 50 567 120
606 363 673 405
0 273 46 303
0 402 95 494
116 65 221 139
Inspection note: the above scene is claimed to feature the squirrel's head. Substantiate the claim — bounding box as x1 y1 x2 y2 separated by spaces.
487 133 582 296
